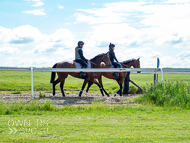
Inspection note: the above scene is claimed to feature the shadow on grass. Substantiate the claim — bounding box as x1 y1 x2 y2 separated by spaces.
46 96 108 106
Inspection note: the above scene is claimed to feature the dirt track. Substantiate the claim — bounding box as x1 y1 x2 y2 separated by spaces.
0 93 140 106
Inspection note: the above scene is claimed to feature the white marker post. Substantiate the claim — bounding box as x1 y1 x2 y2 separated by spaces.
157 58 160 83
31 67 34 100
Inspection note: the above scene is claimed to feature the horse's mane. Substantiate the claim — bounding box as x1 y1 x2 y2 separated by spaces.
90 53 105 61
121 58 136 64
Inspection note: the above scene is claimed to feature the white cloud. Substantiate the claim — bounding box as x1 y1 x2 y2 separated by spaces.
22 9 46 15
73 1 190 68
76 1 190 45
164 0 190 4
58 5 64 9
0 25 77 67
23 0 44 7
32 1 44 7
0 46 21 55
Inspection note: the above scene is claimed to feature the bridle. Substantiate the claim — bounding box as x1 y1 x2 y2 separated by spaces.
136 59 140 68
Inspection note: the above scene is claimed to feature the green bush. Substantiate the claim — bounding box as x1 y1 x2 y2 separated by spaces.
134 80 190 109
11 91 21 94
39 92 46 98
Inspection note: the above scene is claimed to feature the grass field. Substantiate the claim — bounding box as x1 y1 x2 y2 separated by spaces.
0 71 190 94
0 101 190 142
0 71 190 142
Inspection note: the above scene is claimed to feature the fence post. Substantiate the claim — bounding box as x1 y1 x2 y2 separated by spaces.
154 73 156 85
31 67 33 100
123 72 130 94
160 68 163 84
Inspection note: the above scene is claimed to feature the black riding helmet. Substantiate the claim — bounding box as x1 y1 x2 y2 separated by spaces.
109 43 115 50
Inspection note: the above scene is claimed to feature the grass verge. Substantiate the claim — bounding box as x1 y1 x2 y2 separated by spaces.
134 80 190 109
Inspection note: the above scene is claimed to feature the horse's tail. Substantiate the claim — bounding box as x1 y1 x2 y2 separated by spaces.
50 63 58 83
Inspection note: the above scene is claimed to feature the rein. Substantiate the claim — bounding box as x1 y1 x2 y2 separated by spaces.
89 60 97 66
120 63 129 68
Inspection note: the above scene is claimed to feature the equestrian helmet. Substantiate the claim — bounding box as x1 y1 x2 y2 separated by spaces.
78 41 84 47
109 43 115 50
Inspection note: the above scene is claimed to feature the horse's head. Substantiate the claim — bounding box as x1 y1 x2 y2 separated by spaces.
122 58 141 73
102 52 112 67
135 58 141 73
90 52 112 67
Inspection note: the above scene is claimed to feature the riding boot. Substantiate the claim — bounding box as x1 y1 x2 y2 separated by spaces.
80 66 86 79
113 72 118 80
113 65 121 80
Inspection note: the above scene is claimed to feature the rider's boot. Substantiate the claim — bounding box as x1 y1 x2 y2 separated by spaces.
80 66 86 79
113 72 118 80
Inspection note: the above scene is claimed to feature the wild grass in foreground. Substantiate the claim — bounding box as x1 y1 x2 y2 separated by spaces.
0 100 189 142
135 80 190 109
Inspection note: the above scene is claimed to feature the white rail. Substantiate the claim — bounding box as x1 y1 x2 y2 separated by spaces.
0 67 190 99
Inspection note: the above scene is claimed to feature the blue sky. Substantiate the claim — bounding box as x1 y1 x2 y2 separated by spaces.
0 0 190 67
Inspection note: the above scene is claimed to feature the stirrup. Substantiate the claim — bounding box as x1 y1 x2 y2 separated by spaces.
113 73 118 80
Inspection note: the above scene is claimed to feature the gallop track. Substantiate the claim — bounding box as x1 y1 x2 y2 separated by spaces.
0 93 140 106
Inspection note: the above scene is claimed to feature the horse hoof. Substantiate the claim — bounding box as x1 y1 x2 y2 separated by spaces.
85 92 88 97
107 94 110 97
114 94 116 97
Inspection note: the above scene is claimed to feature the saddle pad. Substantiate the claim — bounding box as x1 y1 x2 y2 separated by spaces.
74 61 91 69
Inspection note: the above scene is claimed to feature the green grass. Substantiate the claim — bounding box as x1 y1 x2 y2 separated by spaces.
11 91 21 94
0 100 190 142
0 71 190 94
39 92 46 98
135 80 190 109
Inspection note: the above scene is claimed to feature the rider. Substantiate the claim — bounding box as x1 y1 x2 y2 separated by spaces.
109 43 121 80
75 41 89 77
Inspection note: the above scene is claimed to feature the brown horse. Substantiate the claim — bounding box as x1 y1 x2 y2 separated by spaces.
50 52 112 97
85 58 141 97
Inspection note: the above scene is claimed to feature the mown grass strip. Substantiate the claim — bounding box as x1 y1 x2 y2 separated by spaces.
0 101 189 142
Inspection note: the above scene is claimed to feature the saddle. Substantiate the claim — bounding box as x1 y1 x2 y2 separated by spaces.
73 61 91 69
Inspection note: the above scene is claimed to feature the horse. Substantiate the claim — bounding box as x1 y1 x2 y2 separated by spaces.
50 52 112 97
85 58 141 97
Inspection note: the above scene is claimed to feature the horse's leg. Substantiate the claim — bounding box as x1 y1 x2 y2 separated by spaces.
85 81 94 96
91 78 104 96
98 76 110 97
114 89 121 97
79 78 89 97
114 78 124 97
60 79 66 97
119 84 123 97
53 78 60 96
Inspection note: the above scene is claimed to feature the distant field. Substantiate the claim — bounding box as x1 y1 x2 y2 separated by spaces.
0 71 190 94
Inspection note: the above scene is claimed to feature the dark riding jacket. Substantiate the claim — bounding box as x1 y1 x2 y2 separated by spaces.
75 48 88 63
109 49 119 62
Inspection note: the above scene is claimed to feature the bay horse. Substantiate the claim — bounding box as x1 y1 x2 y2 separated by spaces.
85 58 141 97
50 52 112 97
